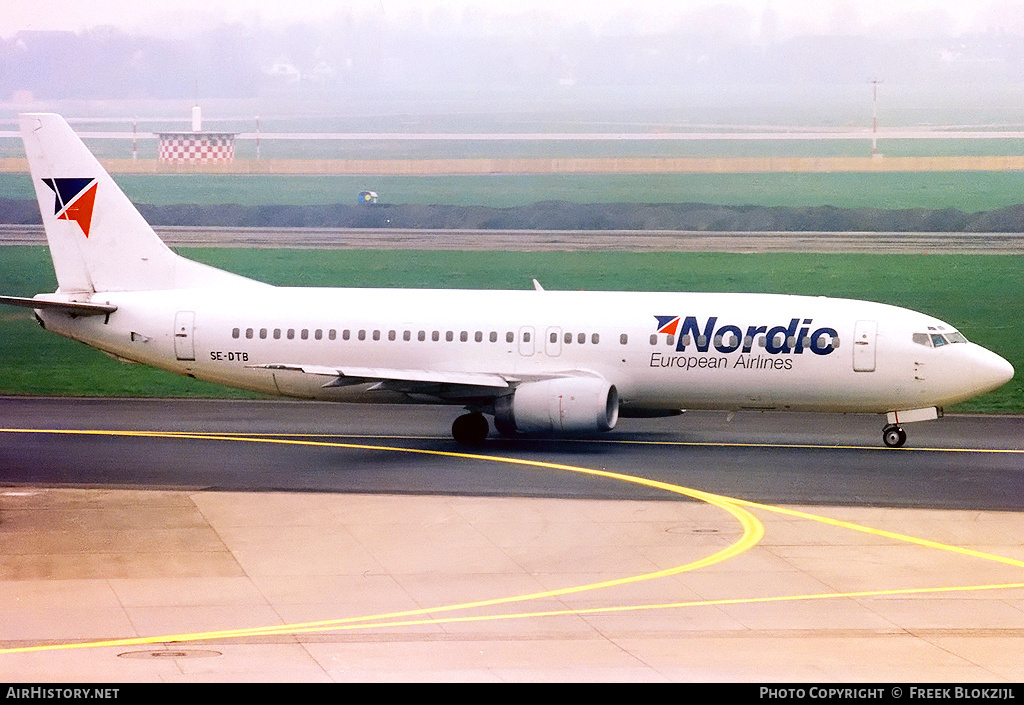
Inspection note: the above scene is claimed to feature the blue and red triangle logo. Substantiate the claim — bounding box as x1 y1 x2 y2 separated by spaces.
655 315 680 336
43 177 97 237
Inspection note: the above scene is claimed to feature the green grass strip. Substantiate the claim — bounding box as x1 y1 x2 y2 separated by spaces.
5 170 1024 211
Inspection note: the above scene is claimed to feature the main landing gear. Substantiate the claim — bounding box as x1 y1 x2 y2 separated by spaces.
882 423 907 448
452 412 490 446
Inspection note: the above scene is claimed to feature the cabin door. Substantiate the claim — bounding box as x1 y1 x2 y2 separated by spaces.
545 326 562 357
853 320 877 372
174 311 196 361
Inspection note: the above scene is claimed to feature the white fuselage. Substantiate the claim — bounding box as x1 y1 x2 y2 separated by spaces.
39 286 1013 415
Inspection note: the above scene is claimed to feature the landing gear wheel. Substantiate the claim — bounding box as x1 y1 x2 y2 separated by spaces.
493 413 517 438
452 412 490 446
882 424 907 448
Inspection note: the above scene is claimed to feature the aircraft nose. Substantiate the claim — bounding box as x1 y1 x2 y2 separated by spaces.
971 346 1015 395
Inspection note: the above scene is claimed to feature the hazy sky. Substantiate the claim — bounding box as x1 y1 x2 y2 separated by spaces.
6 0 1024 38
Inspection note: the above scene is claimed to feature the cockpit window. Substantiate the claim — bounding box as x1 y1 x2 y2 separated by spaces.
914 330 968 348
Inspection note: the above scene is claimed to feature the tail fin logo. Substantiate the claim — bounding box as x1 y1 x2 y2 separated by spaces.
42 178 98 238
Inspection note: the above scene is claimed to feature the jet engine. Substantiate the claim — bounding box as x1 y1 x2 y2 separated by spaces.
494 377 619 435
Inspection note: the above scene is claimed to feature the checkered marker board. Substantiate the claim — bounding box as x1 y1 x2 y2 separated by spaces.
157 133 236 162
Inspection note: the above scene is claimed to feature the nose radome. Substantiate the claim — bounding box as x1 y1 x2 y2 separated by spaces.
972 346 1014 395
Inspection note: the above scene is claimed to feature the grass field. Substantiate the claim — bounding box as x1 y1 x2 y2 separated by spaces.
1 246 1020 413
4 169 1024 212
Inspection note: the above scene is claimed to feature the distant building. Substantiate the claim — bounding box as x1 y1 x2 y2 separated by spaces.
157 106 238 164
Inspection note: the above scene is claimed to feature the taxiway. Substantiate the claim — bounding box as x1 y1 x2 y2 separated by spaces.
1 398 1023 681
5 225 1024 254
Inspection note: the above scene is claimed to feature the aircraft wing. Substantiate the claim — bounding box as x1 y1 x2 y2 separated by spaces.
249 363 513 395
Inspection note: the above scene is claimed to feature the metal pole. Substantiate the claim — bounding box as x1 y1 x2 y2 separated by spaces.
871 79 881 156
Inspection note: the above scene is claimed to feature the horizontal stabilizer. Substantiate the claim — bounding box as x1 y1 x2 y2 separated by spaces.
0 295 116 316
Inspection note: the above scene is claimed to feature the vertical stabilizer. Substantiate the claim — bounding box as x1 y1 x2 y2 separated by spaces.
20 113 260 293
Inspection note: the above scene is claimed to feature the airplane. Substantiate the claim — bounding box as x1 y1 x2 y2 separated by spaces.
0 113 1015 448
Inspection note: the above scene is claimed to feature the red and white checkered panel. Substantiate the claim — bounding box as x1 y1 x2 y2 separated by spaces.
158 134 236 163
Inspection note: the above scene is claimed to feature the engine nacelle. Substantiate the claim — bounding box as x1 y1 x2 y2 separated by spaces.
494 377 619 435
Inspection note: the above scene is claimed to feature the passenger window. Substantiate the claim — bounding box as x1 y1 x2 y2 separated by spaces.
328 329 336 341
315 329 323 340
372 330 380 341
490 331 498 343
388 330 396 341
506 332 514 343
358 330 366 341
620 333 628 345
246 328 254 339
232 328 240 339
288 329 295 340
259 328 267 339
404 330 411 341
649 334 657 345
342 330 350 340
418 331 426 342
301 329 309 340
592 333 600 344
433 331 440 342
565 332 572 344
274 329 281 340
460 331 468 342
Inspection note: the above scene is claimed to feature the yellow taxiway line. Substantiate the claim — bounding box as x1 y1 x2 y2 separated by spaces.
0 428 1021 654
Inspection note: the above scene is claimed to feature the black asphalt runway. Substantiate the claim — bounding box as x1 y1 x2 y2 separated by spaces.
1 397 1021 510
6 225 1024 254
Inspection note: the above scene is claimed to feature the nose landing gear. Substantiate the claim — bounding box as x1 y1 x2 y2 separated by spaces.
882 423 907 448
